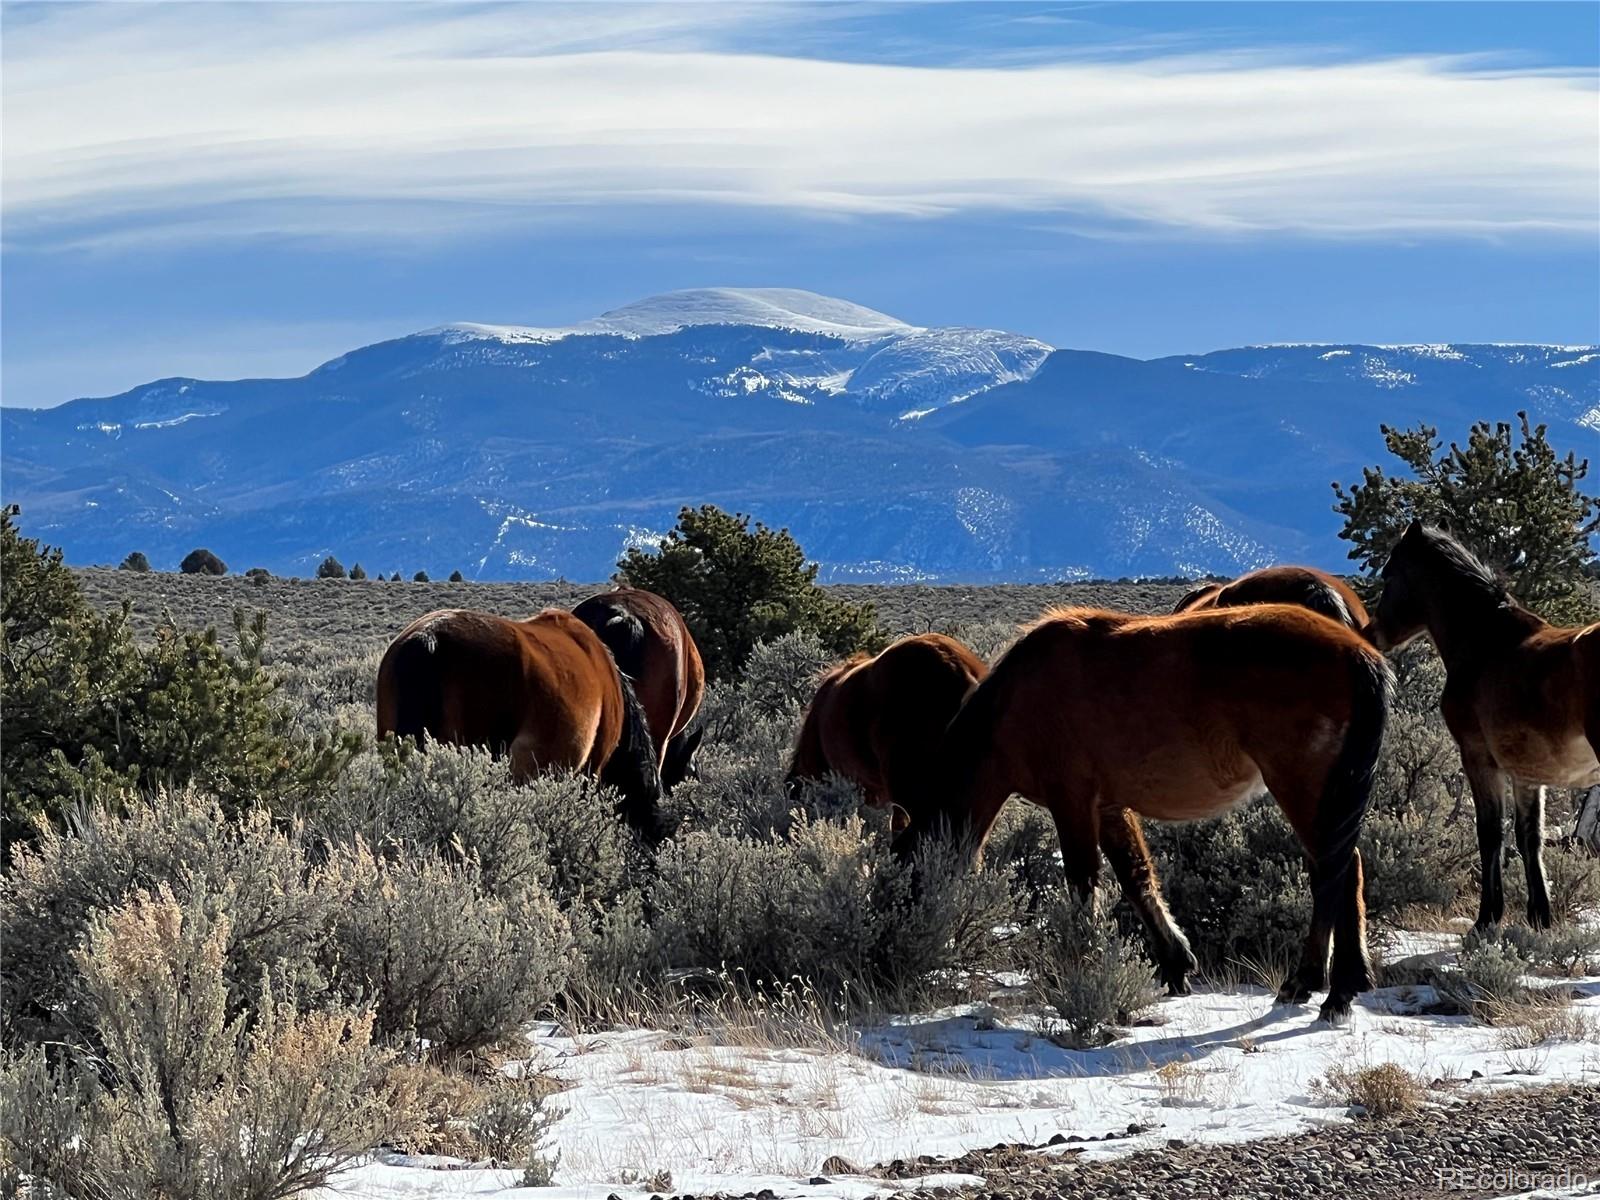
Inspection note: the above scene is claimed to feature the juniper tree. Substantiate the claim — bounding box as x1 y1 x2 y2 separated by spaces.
180 547 227 576
617 504 883 678
0 510 357 847
1333 413 1599 622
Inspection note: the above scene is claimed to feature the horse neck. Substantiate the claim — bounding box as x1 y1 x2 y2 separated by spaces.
1421 577 1540 669
927 700 1012 854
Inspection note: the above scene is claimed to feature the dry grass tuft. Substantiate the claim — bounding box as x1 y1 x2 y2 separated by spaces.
1312 1062 1428 1117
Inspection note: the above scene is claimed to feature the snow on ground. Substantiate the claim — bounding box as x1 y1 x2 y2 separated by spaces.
325 934 1600 1200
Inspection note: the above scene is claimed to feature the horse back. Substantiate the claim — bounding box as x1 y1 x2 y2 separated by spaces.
1181 565 1367 630
977 605 1385 811
573 587 704 750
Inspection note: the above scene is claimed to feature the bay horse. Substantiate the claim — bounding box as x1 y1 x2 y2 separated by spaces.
1365 520 1600 929
376 608 663 839
573 588 706 789
1174 565 1368 630
896 604 1392 1023
787 634 987 832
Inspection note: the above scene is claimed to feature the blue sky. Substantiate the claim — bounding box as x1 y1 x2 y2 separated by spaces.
3 1 1597 407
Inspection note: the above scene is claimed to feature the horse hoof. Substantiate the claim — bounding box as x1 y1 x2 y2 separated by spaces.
1527 908 1554 931
1275 985 1312 1006
1318 997 1354 1026
1166 978 1192 998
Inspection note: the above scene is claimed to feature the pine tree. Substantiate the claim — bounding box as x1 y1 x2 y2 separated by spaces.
118 551 152 572
316 556 347 579
349 563 367 580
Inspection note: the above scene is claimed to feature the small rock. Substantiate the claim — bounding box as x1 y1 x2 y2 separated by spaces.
808 1179 830 1187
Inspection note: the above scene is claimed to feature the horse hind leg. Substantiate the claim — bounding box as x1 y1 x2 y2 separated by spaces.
1322 847 1373 1025
1100 807 1197 996
1513 782 1553 929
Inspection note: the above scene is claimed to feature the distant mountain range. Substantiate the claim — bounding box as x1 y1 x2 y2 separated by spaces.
3 288 1595 582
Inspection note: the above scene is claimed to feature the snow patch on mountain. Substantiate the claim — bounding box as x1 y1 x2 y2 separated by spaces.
846 328 1051 416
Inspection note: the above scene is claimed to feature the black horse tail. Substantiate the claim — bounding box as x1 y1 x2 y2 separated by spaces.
1171 581 1222 613
574 596 649 679
600 652 664 842
1312 649 1393 905
383 629 446 747
1300 579 1360 630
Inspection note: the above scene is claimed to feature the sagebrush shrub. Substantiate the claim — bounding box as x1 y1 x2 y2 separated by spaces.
2 790 341 1048
1144 800 1310 977
326 841 571 1056
1437 934 1536 1014
1030 890 1160 1049
651 816 1020 1003
324 745 646 904
981 801 1064 912
379 1062 562 1172
1 888 393 1200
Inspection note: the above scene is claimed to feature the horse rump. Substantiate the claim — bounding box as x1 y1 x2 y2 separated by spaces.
376 629 446 746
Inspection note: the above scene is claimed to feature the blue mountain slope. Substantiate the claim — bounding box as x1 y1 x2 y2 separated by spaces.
3 290 1593 581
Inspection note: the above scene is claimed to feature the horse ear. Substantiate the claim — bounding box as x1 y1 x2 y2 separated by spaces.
1402 518 1425 540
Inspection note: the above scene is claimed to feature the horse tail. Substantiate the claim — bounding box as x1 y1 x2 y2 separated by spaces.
1312 648 1393 902
600 653 664 842
575 597 649 679
1300 578 1360 630
379 630 445 746
1172 582 1221 613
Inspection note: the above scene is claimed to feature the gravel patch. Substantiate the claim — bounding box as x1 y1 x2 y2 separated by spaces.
869 1084 1600 1200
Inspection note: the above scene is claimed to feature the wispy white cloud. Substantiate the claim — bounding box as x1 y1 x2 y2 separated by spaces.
3 2 1595 248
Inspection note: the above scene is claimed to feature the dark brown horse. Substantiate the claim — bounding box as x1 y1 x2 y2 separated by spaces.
787 634 987 831
573 588 707 789
1366 521 1600 929
376 608 662 838
897 604 1392 1023
1175 565 1369 630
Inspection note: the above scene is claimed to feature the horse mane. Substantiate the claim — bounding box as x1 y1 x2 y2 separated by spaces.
813 652 870 691
1412 526 1509 605
598 651 664 841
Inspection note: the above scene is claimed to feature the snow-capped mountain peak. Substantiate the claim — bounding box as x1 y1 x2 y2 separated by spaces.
430 287 916 346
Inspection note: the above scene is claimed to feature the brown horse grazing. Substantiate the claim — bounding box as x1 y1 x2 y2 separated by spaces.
572 588 707 790
1366 521 1600 930
1174 565 1369 631
376 608 663 838
896 604 1392 1024
787 634 987 831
